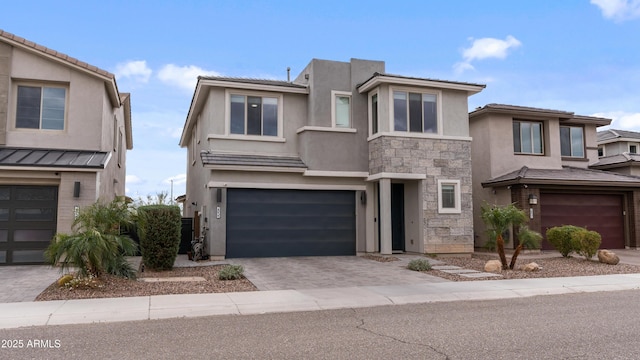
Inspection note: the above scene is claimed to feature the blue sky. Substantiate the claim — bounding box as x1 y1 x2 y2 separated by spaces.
2 0 639 199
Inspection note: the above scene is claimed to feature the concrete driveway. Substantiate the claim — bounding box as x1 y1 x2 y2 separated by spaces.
228 255 448 291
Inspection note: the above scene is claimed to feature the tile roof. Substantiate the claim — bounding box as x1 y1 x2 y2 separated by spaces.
482 166 640 187
0 148 110 169
591 153 640 168
201 152 307 168
0 29 114 79
198 76 308 89
597 129 640 142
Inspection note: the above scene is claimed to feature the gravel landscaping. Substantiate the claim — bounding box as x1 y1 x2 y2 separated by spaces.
34 252 640 301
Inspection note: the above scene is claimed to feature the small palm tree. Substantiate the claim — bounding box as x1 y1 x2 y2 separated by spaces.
45 197 138 278
481 202 527 270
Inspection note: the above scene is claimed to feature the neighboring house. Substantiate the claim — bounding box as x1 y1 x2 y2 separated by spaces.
592 129 640 176
0 30 132 265
180 58 485 259
469 104 640 250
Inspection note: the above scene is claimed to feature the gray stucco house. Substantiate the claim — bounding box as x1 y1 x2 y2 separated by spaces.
593 129 640 176
469 104 640 251
179 58 485 259
0 30 132 265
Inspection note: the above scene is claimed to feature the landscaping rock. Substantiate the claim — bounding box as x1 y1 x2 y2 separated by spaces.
484 260 502 272
597 249 620 265
522 262 540 272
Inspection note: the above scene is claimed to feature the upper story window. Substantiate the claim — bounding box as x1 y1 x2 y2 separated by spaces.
230 94 278 136
332 91 351 128
630 144 638 154
16 85 66 130
598 146 604 157
393 90 437 133
560 125 584 158
370 93 378 135
513 120 543 155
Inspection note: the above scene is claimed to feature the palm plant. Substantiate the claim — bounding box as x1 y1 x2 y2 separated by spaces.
45 197 138 279
481 202 528 270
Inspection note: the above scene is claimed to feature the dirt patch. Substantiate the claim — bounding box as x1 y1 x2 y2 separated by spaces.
427 253 640 281
35 265 257 301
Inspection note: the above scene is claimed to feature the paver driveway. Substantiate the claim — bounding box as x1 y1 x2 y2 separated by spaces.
228 255 449 291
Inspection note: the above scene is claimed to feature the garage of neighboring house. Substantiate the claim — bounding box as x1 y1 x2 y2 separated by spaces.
540 192 625 249
0 185 58 265
225 188 356 258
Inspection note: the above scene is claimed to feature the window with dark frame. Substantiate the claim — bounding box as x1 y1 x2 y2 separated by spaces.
513 120 543 155
230 94 278 136
393 91 437 134
16 85 66 130
630 144 638 154
560 125 584 158
371 93 378 134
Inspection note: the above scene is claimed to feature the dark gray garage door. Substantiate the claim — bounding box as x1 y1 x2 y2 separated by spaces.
0 186 58 265
540 192 624 249
226 189 356 258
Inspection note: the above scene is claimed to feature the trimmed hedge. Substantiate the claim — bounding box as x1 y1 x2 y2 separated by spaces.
546 225 581 257
137 205 182 270
571 228 601 260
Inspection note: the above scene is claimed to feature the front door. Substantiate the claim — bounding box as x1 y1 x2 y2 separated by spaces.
391 183 405 252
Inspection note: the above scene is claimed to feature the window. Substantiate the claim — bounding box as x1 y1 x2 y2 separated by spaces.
393 90 437 133
598 146 604 157
332 91 351 128
513 121 543 155
630 144 638 154
437 179 461 214
16 85 66 130
370 93 378 135
560 126 584 158
113 115 118 151
230 94 278 136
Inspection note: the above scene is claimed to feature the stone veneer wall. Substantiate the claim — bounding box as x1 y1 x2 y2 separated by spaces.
369 136 474 254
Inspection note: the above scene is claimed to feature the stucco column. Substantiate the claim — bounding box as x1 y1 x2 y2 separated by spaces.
365 183 376 253
379 178 392 255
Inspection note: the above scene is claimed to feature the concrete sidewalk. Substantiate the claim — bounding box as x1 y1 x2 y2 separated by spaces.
1 272 639 330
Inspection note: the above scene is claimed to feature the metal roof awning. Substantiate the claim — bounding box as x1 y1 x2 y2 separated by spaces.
0 147 110 169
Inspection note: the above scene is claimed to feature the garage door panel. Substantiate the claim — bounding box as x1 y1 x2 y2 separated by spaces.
226 189 356 258
541 193 624 249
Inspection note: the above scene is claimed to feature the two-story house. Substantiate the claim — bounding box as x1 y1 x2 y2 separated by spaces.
180 58 485 259
592 129 640 176
469 104 640 250
0 30 132 265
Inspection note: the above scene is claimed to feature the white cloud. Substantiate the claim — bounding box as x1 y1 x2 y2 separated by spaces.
126 174 143 184
114 60 152 83
591 0 640 22
454 35 521 74
592 111 640 131
158 64 221 91
164 174 187 185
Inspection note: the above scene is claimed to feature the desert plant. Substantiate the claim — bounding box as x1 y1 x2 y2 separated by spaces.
407 258 432 271
218 264 245 280
481 202 527 270
44 197 138 278
571 228 602 260
546 225 581 257
509 225 543 269
137 205 182 270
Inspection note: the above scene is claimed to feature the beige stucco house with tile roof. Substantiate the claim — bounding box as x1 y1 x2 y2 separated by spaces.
180 58 485 259
593 129 640 176
0 30 132 265
470 104 640 251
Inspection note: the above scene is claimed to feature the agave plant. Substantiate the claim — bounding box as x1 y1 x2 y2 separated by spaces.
45 197 138 279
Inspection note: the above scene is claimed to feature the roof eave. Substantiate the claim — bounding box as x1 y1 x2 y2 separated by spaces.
482 177 640 188
357 74 486 94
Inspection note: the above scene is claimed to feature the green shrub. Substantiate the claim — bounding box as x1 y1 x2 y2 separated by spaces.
407 258 432 271
517 225 542 250
546 225 581 257
218 265 245 280
571 228 601 260
44 197 138 279
137 205 182 271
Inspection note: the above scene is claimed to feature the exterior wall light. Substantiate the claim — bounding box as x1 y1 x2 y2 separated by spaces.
528 194 538 205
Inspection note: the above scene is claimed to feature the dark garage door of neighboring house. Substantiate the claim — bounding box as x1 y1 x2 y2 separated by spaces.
540 193 624 249
226 189 356 258
0 186 58 265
